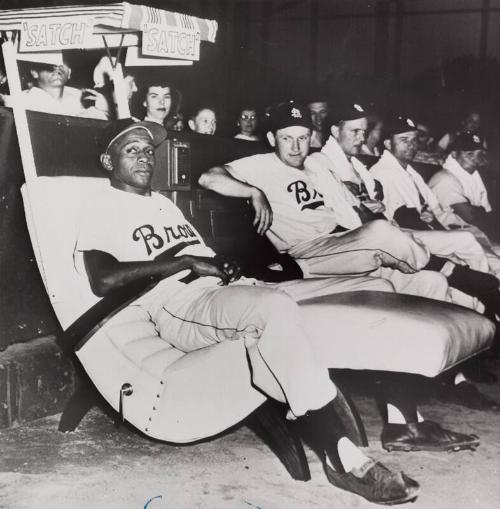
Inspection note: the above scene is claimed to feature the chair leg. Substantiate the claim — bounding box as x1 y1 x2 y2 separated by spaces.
247 400 311 482
58 379 100 432
329 373 368 447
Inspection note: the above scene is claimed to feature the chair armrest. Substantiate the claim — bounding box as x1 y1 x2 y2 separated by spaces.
61 279 157 355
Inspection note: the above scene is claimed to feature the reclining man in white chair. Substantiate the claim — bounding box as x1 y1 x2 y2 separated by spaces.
74 118 428 505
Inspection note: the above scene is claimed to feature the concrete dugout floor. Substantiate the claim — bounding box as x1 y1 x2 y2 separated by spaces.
1 361 499 509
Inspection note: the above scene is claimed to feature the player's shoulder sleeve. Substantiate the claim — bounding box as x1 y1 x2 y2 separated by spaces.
75 190 116 255
429 170 467 207
225 153 270 186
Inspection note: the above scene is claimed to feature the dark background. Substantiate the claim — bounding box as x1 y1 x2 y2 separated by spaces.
3 0 500 138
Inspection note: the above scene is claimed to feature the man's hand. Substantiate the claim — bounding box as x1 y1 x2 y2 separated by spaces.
363 198 385 214
189 256 242 285
249 187 273 235
214 255 242 284
343 181 360 197
420 209 435 224
81 88 109 113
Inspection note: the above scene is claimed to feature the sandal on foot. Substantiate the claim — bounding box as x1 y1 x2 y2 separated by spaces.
325 459 420 505
382 421 480 452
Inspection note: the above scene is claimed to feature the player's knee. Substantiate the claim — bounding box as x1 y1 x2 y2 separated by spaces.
421 270 449 300
372 278 396 293
261 289 300 315
364 219 392 236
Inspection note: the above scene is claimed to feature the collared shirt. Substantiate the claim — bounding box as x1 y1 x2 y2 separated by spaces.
371 150 466 228
319 136 378 199
430 155 492 212
305 146 364 230
226 152 338 252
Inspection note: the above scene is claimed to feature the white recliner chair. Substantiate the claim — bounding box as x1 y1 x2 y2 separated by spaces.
21 176 495 480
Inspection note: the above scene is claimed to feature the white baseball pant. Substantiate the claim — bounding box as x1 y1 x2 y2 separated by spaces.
148 274 399 418
287 220 449 301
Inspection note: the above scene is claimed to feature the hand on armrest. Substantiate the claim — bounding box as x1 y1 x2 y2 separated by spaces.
199 165 273 235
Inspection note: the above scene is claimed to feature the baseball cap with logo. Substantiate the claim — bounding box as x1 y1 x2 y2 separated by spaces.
267 101 313 132
450 132 485 152
386 115 418 136
327 102 368 126
99 118 167 154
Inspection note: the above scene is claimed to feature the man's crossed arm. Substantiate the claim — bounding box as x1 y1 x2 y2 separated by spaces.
83 250 241 297
199 165 273 235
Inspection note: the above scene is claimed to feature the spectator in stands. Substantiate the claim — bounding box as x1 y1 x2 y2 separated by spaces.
430 132 499 244
188 106 216 135
437 109 487 153
142 82 181 129
412 119 443 165
308 100 329 148
361 114 384 157
92 56 137 119
24 61 108 119
234 107 259 141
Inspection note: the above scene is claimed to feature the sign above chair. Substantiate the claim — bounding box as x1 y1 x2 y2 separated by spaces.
0 2 218 61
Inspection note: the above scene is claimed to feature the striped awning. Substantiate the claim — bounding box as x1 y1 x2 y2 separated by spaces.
0 2 218 43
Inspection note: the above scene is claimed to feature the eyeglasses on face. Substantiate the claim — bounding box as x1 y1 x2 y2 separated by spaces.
240 114 256 120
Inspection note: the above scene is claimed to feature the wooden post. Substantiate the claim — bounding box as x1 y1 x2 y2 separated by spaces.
1 35 37 182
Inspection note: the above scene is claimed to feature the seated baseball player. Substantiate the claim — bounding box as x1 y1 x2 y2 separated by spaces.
199 101 451 301
304 106 500 316
302 114 500 396
74 118 424 505
370 116 500 315
429 132 500 244
198 100 497 408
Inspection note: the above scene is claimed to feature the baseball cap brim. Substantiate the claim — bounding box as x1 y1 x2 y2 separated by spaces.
100 119 167 153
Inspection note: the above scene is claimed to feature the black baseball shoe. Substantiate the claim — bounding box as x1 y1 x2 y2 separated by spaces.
382 421 480 452
325 458 420 505
439 381 500 411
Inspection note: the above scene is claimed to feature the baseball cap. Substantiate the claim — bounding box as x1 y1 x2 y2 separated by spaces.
450 132 485 151
386 115 418 136
99 118 167 153
267 101 313 132
328 102 368 125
